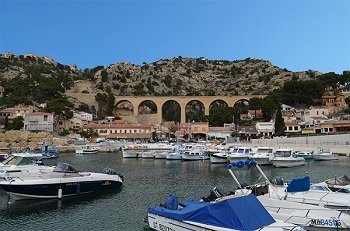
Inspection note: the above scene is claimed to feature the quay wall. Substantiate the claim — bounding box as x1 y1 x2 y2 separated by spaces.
234 134 350 155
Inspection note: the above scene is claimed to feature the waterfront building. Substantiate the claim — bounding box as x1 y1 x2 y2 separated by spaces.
175 122 209 140
208 126 234 140
255 122 275 138
24 112 54 132
285 121 301 134
83 120 153 142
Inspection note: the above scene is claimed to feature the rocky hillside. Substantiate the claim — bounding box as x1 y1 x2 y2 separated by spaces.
1 52 321 97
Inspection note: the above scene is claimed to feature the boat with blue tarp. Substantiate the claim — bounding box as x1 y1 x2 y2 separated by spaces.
147 193 303 230
224 160 350 229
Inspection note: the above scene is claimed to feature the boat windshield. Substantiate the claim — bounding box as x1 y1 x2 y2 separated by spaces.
53 163 79 173
275 150 292 157
257 148 273 153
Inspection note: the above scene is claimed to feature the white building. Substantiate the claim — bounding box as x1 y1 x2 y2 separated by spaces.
255 122 275 138
208 126 235 139
24 112 54 132
285 121 301 133
83 120 153 142
57 111 93 132
296 106 329 125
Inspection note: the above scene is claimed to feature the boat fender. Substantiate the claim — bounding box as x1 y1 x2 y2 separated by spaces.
58 188 62 199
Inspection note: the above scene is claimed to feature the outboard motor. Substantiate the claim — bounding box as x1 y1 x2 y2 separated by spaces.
102 167 124 181
201 187 224 202
271 177 284 186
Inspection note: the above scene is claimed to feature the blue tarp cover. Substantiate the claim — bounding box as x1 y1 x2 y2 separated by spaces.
148 194 275 230
286 176 310 192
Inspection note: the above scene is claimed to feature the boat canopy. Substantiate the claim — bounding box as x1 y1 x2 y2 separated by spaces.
286 176 310 192
53 163 79 173
148 194 275 230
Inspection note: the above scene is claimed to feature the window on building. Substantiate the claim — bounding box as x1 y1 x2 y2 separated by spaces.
294 126 298 131
44 115 48 121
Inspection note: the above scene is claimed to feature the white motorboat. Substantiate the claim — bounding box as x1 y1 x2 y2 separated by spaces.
312 175 350 193
225 160 350 230
147 193 303 231
250 147 274 165
122 149 140 158
267 177 350 211
271 148 305 168
227 147 251 163
294 151 314 161
141 151 156 159
210 151 228 164
75 145 100 154
0 153 54 178
166 151 182 160
0 163 123 200
181 150 209 161
154 151 168 159
313 148 339 161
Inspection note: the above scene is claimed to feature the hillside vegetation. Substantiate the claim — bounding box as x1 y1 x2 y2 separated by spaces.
1 52 349 121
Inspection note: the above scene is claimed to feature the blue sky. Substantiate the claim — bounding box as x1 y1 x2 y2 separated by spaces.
1 0 349 73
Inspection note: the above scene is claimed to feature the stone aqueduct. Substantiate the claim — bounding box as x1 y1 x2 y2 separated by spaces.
67 93 266 123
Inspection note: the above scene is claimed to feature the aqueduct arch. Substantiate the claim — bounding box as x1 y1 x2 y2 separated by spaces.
67 94 266 123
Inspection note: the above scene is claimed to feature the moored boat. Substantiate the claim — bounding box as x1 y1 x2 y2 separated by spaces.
313 148 339 161
227 147 251 163
0 163 123 200
0 153 54 178
250 147 274 165
181 150 209 161
75 145 100 154
225 160 350 230
166 151 182 160
271 148 305 168
154 151 168 159
313 175 350 193
294 151 314 160
210 151 228 164
147 193 302 231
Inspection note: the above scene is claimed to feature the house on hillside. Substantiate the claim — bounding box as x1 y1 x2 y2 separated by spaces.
56 111 93 132
296 106 329 125
0 107 34 127
284 121 301 134
24 112 54 132
321 95 347 108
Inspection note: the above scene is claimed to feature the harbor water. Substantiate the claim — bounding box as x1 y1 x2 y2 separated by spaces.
0 152 350 230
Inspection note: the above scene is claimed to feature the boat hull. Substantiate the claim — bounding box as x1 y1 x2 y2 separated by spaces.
210 154 227 164
166 152 182 160
0 180 122 200
227 156 249 163
122 151 140 158
182 155 209 161
313 155 339 161
250 156 272 165
272 157 305 168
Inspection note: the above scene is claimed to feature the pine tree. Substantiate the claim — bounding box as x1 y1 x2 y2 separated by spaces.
274 109 285 136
